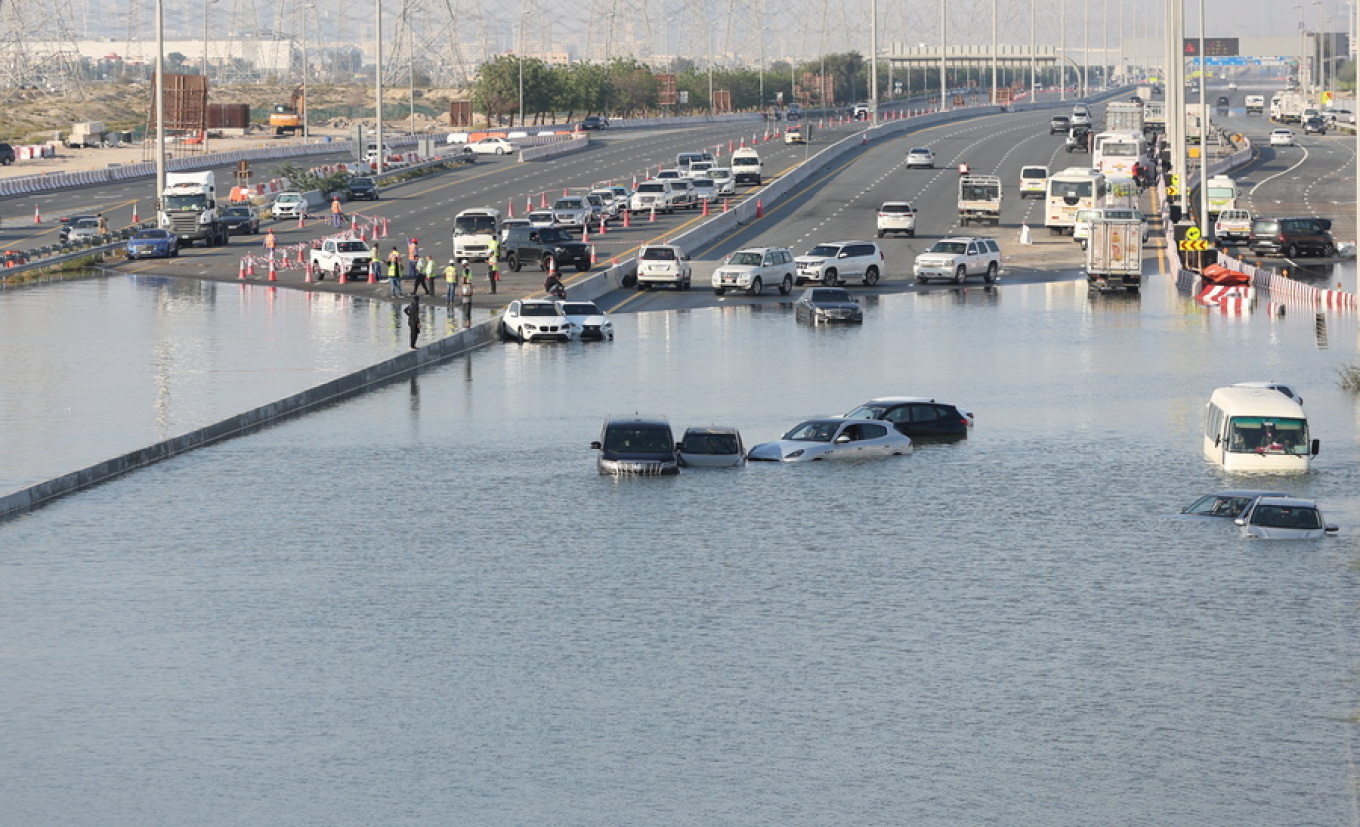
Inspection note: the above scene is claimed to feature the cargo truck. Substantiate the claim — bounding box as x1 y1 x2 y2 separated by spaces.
158 170 229 247
958 175 1003 226
1084 216 1143 292
1104 102 1145 135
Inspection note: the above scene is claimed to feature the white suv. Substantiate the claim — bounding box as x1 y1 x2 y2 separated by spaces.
794 240 885 287
635 244 692 290
711 247 796 295
629 180 679 214
913 236 1003 284
551 196 591 228
876 202 917 237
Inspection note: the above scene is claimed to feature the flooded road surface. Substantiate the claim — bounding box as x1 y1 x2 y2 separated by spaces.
2 268 1360 824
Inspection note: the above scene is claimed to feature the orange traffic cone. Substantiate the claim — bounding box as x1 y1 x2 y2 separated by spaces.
367 264 377 284
297 212 306 228
623 210 631 228
304 261 314 283
649 206 657 223
506 199 515 218
238 259 247 280
702 199 710 216
581 224 590 243
591 245 598 265
33 205 41 223
756 199 764 219
599 216 607 234
131 201 139 223
526 195 533 213
339 264 348 285
723 198 730 213
246 257 256 277
540 192 548 208
268 258 277 281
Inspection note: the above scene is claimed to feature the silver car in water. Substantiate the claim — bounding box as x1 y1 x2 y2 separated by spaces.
747 418 912 462
1235 496 1338 539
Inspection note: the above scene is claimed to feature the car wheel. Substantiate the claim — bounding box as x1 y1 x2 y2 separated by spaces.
916 277 928 284
637 282 648 291
747 277 763 296
496 147 507 155
1322 242 1336 257
984 262 998 283
681 276 691 291
779 275 793 295
863 266 879 286
714 287 725 295
876 230 884 238
507 253 522 272
954 265 967 284
824 268 838 286
1286 243 1299 258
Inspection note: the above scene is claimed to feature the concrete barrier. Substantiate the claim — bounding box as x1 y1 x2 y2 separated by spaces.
0 318 498 520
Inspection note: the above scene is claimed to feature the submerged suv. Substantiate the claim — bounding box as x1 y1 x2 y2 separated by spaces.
843 396 974 439
591 415 680 475
711 247 796 295
794 240 885 287
1248 217 1335 258
500 226 593 272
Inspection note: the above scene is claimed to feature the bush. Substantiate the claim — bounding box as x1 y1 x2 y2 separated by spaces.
1338 363 1360 391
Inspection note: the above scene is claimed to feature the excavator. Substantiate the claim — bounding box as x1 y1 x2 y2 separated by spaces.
268 85 304 135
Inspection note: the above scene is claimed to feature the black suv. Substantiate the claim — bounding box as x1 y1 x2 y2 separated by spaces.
1049 115 1071 134
842 397 973 439
579 116 609 131
1249 217 1335 258
1302 116 1327 135
345 176 380 200
0 142 13 165
500 226 592 272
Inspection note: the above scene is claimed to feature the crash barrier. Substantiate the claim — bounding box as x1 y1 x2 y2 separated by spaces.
1218 250 1359 312
520 134 591 162
0 315 498 520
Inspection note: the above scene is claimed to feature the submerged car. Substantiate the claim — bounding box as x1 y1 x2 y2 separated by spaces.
677 426 746 468
842 397 974 438
747 418 912 462
591 415 679 475
500 299 573 342
794 287 863 323
1180 490 1290 519
125 228 179 258
1236 496 1338 539
556 300 614 340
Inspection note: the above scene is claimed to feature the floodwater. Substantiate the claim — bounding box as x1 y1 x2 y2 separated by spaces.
3 272 1360 824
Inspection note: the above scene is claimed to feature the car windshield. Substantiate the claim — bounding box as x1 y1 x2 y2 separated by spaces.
73 219 99 228
880 204 913 213
709 170 730 179
520 304 560 317
927 241 968 254
538 229 569 242
810 289 852 302
1021 169 1046 179
1183 494 1270 517
845 404 889 420
603 426 673 453
1050 180 1094 198
527 212 553 222
1207 187 1234 199
1252 220 1280 234
1249 505 1323 529
641 247 677 261
133 230 168 239
637 183 665 193
335 241 367 252
729 252 763 266
805 245 841 257
553 199 582 209
782 420 841 442
693 179 714 188
560 303 600 315
225 207 251 216
683 433 741 454
351 178 374 186
1226 416 1309 454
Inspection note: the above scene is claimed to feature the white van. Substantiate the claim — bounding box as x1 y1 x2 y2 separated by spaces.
1205 175 1237 217
452 207 502 262
1019 165 1049 199
731 148 763 185
1203 385 1319 473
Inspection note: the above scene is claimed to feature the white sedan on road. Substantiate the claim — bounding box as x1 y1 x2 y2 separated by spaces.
1269 129 1295 147
468 136 520 155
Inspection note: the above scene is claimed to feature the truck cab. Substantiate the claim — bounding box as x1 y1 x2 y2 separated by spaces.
730 149 763 185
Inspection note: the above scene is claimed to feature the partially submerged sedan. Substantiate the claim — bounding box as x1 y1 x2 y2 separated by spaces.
1179 490 1290 519
1236 496 1338 539
677 427 746 468
747 418 912 462
794 287 863 323
125 228 179 258
556 300 614 341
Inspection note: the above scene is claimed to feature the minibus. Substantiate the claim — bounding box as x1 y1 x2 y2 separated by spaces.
1203 385 1318 472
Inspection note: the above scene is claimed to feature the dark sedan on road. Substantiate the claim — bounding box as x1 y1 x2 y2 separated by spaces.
578 116 609 131
344 176 380 200
125 228 179 258
220 205 261 235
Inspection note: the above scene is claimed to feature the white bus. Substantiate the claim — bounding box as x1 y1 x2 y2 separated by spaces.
452 207 502 262
1203 385 1319 473
1045 168 1107 235
1091 131 1145 179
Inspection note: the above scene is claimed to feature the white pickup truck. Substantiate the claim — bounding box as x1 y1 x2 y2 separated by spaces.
913 236 1004 284
1213 209 1253 244
310 237 373 278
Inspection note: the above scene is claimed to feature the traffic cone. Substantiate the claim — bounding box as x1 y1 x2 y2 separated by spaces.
540 192 548 208
623 210 631 228
591 245 598 265
304 261 314 282
563 188 569 197
338 265 348 285
723 198 730 213
297 246 306 265
246 257 256 277
381 217 390 237
598 216 607 234
33 205 41 223
756 199 764 219
525 195 533 213
131 201 139 223
631 176 638 189
367 265 377 284
238 259 247 280
649 205 657 223
268 258 277 281
728 139 734 152
581 224 590 243
702 199 710 216
297 212 305 229
507 199 515 218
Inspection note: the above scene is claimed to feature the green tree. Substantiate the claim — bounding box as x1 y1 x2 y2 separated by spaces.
607 58 659 116
471 55 522 126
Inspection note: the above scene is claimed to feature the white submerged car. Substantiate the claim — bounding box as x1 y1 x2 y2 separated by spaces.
555 300 614 340
747 418 913 462
1236 496 1338 539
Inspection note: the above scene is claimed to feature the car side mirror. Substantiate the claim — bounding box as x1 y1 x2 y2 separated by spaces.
1326 524 1339 534
675 442 684 451
590 441 602 450
1311 438 1320 456
835 435 852 444
1234 518 1246 526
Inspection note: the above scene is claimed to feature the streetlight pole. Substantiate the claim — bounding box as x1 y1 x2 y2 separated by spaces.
990 0 997 104
155 0 166 215
940 0 948 110
201 0 215 78
517 14 525 129
1060 0 1066 101
375 0 384 174
1082 0 1089 97
870 0 879 123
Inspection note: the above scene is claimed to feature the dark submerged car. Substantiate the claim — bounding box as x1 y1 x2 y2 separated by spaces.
794 287 863 324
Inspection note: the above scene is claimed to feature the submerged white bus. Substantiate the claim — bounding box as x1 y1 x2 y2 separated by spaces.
1091 131 1145 179
1045 168 1107 235
1203 385 1319 472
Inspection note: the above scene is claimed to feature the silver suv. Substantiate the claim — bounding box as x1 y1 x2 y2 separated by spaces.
913 236 1003 284
551 196 591 228
794 240 885 287
711 247 796 295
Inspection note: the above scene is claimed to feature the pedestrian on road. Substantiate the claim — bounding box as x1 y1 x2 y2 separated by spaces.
96 213 109 235
460 275 474 326
264 228 277 261
460 260 473 291
404 295 422 349
419 254 436 295
406 251 420 288
443 259 460 304
487 255 499 294
407 237 420 261
486 237 500 267
387 248 405 297
330 196 344 228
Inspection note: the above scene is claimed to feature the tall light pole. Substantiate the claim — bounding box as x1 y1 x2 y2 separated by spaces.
990 0 997 104
1082 0 1089 96
375 0 384 174
940 0 948 110
870 0 879 123
1030 0 1036 94
1060 0 1067 101
201 0 217 78
301 4 315 139
155 0 166 213
517 14 525 128
407 4 416 137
